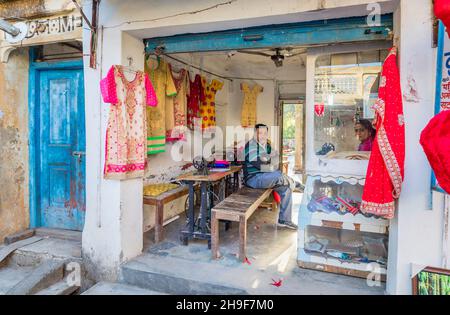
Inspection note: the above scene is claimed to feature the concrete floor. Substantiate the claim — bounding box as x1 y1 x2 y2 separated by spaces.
0 195 386 295
141 192 385 295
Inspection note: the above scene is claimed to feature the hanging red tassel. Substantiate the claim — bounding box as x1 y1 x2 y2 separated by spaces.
435 0 450 37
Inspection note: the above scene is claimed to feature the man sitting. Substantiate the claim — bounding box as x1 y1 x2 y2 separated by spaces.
243 123 299 230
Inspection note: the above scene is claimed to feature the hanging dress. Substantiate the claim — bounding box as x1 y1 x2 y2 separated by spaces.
187 73 204 131
240 82 263 128
200 77 223 130
360 47 405 219
145 57 177 154
165 64 189 141
100 65 157 179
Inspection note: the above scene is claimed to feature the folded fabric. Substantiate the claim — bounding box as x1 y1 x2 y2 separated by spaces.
420 110 450 194
143 183 179 197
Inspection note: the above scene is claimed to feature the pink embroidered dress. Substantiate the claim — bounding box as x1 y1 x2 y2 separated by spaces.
100 65 157 179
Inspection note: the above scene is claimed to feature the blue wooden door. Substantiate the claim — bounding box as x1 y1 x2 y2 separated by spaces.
38 69 85 230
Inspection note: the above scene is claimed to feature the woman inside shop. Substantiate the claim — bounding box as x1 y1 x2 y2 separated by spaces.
355 119 376 152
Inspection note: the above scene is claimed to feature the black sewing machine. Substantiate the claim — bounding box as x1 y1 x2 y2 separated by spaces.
192 156 215 176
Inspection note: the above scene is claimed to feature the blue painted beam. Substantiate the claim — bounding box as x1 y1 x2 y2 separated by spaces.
145 15 393 54
431 21 446 195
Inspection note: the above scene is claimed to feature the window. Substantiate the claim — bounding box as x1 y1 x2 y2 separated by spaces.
314 49 388 159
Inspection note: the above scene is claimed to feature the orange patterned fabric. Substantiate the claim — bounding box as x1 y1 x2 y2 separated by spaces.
200 77 223 130
166 64 189 141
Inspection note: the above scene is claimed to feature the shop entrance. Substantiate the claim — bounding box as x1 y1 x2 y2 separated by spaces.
137 15 394 289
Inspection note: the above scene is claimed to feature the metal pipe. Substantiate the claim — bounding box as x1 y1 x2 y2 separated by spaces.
0 19 20 36
71 0 94 31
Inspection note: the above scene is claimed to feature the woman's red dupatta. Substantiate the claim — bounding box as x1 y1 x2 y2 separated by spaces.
361 47 405 219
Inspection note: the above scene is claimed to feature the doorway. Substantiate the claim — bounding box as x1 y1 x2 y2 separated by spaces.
280 100 305 183
29 52 86 231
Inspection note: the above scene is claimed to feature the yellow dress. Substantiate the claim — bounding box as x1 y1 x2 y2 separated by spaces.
200 77 223 130
240 82 263 128
145 57 177 154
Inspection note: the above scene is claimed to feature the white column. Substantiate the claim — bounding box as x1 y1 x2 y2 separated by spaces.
386 0 441 294
81 5 144 280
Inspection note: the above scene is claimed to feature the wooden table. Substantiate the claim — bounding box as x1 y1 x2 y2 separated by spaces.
143 184 190 243
177 165 242 248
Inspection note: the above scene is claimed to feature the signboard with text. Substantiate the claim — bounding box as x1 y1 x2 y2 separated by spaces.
440 33 450 112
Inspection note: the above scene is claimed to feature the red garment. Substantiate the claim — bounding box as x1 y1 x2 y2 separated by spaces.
435 0 450 38
361 47 405 219
186 73 204 130
420 110 450 194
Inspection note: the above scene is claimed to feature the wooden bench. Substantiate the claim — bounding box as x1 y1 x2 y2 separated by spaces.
143 185 190 243
211 187 277 261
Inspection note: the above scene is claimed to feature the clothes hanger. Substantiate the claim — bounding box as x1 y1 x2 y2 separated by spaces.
122 56 138 74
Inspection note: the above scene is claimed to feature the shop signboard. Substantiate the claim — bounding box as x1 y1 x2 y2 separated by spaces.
439 31 450 112
432 22 450 193
1 12 83 62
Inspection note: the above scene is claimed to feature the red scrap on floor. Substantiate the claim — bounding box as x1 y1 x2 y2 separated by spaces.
270 279 283 287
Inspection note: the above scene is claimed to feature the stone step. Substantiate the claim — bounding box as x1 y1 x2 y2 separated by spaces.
34 228 82 242
35 278 80 295
81 282 165 295
10 237 82 267
120 254 248 295
5 260 65 295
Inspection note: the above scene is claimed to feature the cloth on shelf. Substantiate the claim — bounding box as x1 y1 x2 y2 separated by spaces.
200 77 223 130
361 47 405 219
325 151 370 160
145 57 177 154
100 65 157 179
187 73 204 131
420 110 450 194
240 82 263 128
166 64 189 141
316 143 335 155
307 196 340 214
143 183 179 197
305 236 330 254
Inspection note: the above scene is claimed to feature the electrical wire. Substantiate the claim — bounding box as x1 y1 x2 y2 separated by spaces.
159 53 232 82
103 0 238 30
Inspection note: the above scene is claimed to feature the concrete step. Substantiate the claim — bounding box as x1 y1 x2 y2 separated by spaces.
34 228 82 242
35 278 80 295
0 265 35 295
5 260 65 295
10 237 82 267
120 254 248 295
82 282 165 295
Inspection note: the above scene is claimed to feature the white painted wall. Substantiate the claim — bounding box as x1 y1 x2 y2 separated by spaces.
82 15 145 281
386 0 443 295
